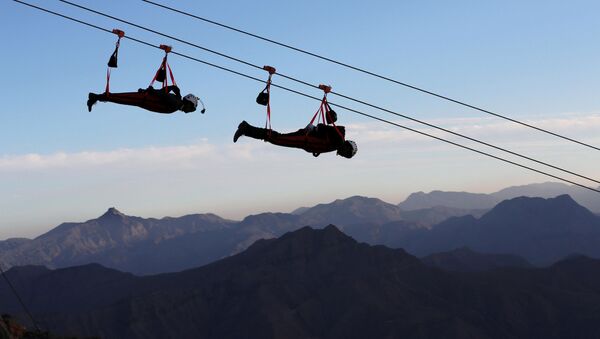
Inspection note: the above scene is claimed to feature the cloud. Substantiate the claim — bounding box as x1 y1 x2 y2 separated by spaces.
2 113 599 173
0 143 216 171
0 138 298 172
345 113 600 146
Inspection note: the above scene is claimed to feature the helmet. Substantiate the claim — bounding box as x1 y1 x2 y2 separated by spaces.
183 94 199 108
337 140 357 159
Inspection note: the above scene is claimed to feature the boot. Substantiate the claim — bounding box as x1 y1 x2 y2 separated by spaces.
87 93 98 112
233 121 250 143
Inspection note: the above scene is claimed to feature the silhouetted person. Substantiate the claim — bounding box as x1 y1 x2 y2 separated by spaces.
87 85 200 114
233 120 357 158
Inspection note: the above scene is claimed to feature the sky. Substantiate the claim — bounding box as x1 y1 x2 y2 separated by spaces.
1 0 600 239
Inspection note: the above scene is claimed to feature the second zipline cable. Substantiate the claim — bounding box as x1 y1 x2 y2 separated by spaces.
53 0 600 186
141 0 600 153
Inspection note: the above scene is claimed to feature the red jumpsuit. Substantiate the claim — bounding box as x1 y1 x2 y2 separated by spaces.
234 121 346 155
89 86 183 113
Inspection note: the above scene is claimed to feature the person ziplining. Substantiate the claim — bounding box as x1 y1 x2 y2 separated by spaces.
233 66 357 159
12 0 600 193
87 30 204 114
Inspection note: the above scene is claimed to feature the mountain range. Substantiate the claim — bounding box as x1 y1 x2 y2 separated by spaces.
0 197 478 275
2 181 600 274
2 226 600 339
390 195 600 265
400 181 600 212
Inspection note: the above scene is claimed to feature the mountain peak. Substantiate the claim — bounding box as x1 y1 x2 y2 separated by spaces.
322 224 350 239
245 225 357 258
298 196 403 225
490 195 584 214
554 194 578 204
399 190 498 210
98 207 129 223
481 195 596 225
104 207 124 215
283 225 354 245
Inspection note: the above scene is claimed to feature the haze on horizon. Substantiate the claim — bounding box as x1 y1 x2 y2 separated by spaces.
2 0 600 239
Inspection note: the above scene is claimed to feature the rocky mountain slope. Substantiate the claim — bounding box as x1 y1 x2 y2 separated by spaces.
2 226 600 339
421 247 532 271
1 197 478 274
399 182 600 212
393 195 600 265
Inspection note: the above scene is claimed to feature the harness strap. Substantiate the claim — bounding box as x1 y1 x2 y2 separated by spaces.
167 62 177 88
149 45 175 92
328 111 345 139
308 96 328 126
265 73 273 130
307 89 345 140
323 102 344 139
105 29 125 95
262 66 276 130
149 56 167 87
105 68 111 95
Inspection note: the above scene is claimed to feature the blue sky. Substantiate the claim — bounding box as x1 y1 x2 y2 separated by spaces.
2 0 600 238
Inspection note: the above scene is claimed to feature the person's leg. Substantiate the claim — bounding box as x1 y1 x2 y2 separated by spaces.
268 134 337 153
88 91 141 112
233 121 340 155
87 91 178 113
234 121 275 142
98 92 147 106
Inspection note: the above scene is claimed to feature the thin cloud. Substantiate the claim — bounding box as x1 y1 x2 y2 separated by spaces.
346 114 600 145
0 143 216 171
3 113 599 172
0 140 295 172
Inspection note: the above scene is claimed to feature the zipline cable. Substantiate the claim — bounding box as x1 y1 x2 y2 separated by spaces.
142 0 600 153
0 263 40 332
54 0 600 186
10 0 600 194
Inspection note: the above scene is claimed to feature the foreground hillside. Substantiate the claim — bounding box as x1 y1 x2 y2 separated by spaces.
2 226 600 339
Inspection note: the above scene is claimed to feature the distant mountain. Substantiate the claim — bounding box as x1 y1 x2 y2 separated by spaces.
399 190 498 210
297 196 403 225
396 195 600 265
491 182 577 200
4 193 597 274
398 182 600 213
0 208 239 275
295 195 479 228
290 206 310 215
400 206 487 227
0 238 31 252
421 247 532 272
6 188 595 275
494 182 600 213
2 196 485 274
2 226 600 339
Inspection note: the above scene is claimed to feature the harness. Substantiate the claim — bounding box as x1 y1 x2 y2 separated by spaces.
256 65 276 130
308 84 345 140
149 45 177 92
104 29 125 95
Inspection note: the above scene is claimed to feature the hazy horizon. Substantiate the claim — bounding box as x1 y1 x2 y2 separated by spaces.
0 180 587 240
